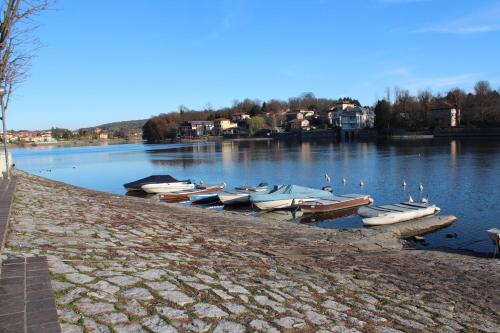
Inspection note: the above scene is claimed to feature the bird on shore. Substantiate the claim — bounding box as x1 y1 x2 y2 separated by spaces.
419 183 424 192
409 195 414 203
359 180 364 187
325 173 331 183
402 179 407 188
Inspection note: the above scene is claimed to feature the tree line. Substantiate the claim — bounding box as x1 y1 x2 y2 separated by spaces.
142 93 361 142
375 80 500 131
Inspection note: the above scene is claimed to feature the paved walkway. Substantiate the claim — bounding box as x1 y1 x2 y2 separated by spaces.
0 257 61 333
0 177 16 251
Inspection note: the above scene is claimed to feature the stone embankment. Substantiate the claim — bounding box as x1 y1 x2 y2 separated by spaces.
1 171 499 333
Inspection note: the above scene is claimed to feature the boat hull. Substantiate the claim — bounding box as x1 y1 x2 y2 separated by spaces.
159 184 225 200
299 196 372 213
142 182 195 194
362 205 439 226
218 192 250 205
252 199 295 211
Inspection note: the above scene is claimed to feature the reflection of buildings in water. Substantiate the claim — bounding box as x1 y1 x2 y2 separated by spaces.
450 140 457 166
299 142 312 163
149 157 212 168
221 141 235 170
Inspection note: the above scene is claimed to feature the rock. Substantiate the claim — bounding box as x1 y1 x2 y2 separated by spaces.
99 312 129 325
58 287 87 305
135 269 165 280
107 275 141 287
212 289 233 300
52 280 75 292
158 290 194 306
155 305 188 320
249 319 280 333
88 280 120 294
183 319 212 332
186 282 210 290
87 291 117 303
75 298 115 316
123 299 148 317
274 316 306 329
223 302 247 315
49 261 77 274
121 287 154 300
58 309 81 323
193 303 228 318
376 327 405 333
322 299 350 312
60 323 84 333
83 317 111 333
221 281 250 294
141 315 178 333
65 272 95 284
145 280 178 291
114 324 147 333
212 320 246 333
306 310 331 325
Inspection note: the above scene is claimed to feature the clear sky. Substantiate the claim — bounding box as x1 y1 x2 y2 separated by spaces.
8 0 500 130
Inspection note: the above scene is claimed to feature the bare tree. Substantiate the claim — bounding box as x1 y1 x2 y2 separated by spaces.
0 0 51 178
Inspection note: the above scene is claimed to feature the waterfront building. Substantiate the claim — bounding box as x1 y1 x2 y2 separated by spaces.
231 113 250 122
180 121 214 137
333 106 374 130
289 118 310 130
213 118 238 135
286 109 315 122
428 102 459 127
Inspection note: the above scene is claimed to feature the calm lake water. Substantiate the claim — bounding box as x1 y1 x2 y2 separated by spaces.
12 138 500 253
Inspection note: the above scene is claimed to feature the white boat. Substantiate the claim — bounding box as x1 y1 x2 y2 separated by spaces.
218 191 252 205
141 182 195 194
359 202 440 226
487 228 500 257
250 185 334 211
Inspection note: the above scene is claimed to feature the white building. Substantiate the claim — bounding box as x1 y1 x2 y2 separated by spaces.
332 105 374 130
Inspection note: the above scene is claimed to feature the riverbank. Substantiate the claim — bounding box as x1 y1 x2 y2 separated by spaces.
1 171 499 332
8 138 144 148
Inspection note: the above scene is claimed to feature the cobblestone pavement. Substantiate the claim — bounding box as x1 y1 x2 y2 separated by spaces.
2 171 499 333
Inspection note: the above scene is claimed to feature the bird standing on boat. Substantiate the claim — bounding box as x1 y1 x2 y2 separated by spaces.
325 173 331 183
419 183 424 192
409 195 414 203
359 180 364 187
421 195 429 204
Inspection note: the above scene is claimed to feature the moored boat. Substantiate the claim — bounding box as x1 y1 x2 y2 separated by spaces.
188 193 220 204
218 182 270 205
124 175 190 192
159 183 225 201
359 202 440 226
250 185 334 211
297 194 373 213
142 182 195 194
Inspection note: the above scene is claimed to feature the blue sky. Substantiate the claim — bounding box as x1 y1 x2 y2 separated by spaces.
9 0 500 130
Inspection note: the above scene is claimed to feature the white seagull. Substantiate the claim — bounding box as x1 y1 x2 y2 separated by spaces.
421 195 429 204
359 180 364 187
409 195 414 203
419 183 424 192
402 179 407 187
325 173 331 183
342 178 347 184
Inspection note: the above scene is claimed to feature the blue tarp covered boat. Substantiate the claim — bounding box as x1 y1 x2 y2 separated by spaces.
250 185 334 210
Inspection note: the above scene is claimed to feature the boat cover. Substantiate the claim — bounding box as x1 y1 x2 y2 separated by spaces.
250 184 333 202
124 175 187 191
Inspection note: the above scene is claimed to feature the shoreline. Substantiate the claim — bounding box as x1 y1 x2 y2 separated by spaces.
1 170 499 332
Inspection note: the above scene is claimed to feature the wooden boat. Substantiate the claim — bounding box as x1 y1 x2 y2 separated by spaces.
250 185 334 211
358 202 440 226
123 175 189 192
188 193 220 204
159 183 225 201
142 182 195 194
234 182 268 192
297 194 373 213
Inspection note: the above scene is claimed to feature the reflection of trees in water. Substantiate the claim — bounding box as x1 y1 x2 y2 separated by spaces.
150 157 215 167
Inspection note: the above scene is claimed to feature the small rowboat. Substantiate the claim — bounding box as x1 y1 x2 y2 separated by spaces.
159 183 225 201
188 193 220 204
297 194 373 213
358 202 440 226
219 182 269 205
124 175 190 192
142 182 195 194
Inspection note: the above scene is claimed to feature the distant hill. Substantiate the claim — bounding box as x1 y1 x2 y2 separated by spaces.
83 119 148 131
